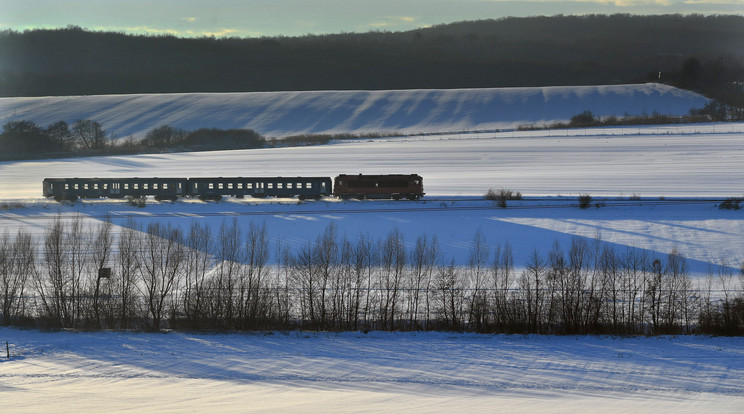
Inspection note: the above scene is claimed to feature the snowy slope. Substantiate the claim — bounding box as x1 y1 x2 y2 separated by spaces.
0 84 708 138
2 328 743 413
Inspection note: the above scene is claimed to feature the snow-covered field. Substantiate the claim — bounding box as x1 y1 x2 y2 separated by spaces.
2 328 743 413
1 86 742 412
1 122 742 273
0 83 708 138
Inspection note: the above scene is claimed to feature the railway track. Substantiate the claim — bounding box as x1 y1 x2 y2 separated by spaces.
0 197 735 221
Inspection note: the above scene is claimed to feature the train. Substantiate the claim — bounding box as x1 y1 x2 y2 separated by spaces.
42 174 424 202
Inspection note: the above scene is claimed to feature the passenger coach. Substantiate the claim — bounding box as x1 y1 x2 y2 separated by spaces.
43 177 187 201
188 177 332 200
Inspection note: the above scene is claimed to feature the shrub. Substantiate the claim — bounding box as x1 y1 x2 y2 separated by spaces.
569 110 596 127
485 188 522 208
578 194 592 209
0 202 24 210
719 198 742 210
629 193 641 201
127 196 146 208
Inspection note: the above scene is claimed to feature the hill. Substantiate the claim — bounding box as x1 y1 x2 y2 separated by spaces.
0 83 709 139
1 14 743 97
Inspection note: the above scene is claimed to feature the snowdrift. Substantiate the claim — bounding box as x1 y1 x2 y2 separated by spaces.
0 83 708 138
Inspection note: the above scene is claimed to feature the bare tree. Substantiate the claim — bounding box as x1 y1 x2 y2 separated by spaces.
379 228 406 330
492 242 515 331
294 241 319 329
663 249 689 332
620 248 648 334
91 219 113 328
36 216 85 328
210 219 242 328
46 120 74 150
274 240 294 328
139 222 185 330
115 219 141 328
240 221 270 329
314 223 338 330
67 216 86 327
182 221 213 327
521 248 546 333
467 230 490 331
72 119 107 150
408 233 438 330
646 258 664 335
0 230 34 326
353 233 378 330
435 260 462 330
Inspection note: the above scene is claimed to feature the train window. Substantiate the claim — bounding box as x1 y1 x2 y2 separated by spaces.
83 184 89 190
296 182 302 188
103 183 108 190
153 183 158 190
338 181 343 186
237 183 243 189
124 183 129 190
218 183 224 190
143 183 149 190
268 183 274 189
74 184 79 190
134 183 139 190
208 183 214 190
193 183 198 189
246 183 253 189
305 182 312 189
163 183 168 189
277 183 283 189
93 184 98 190
65 184 69 190
287 183 293 189
227 183 233 190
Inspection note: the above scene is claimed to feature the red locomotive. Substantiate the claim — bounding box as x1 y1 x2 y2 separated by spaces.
333 174 424 200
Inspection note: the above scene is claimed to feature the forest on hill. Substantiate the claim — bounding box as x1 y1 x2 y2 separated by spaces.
1 14 742 103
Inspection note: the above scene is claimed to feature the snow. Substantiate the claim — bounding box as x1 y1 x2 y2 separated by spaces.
1 328 743 413
0 122 743 273
0 196 742 276
0 84 708 138
0 86 742 411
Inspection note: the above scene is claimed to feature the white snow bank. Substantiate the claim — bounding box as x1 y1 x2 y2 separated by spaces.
0 84 708 138
1 328 742 413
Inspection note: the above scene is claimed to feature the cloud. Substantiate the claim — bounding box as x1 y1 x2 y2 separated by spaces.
201 29 241 37
92 25 254 38
111 26 182 36
366 16 418 29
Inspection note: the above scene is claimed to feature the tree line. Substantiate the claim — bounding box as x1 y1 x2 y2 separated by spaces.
0 120 392 161
1 14 743 99
0 121 266 161
2 217 743 335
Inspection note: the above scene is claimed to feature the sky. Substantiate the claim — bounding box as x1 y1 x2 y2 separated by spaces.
1 0 743 38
